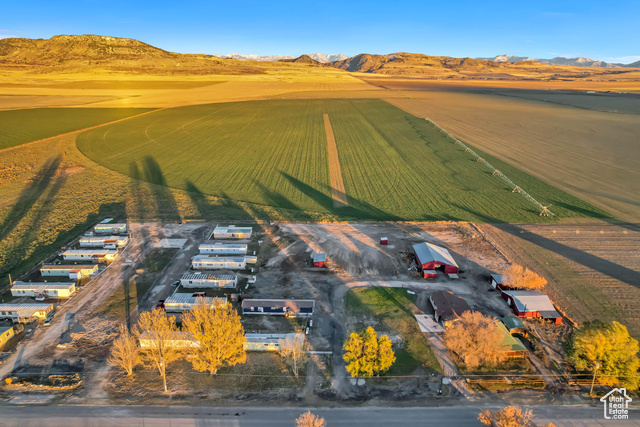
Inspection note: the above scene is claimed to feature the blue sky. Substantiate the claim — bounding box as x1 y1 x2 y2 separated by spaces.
1 0 638 62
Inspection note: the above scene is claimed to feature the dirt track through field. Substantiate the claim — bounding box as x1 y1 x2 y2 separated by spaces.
323 113 348 208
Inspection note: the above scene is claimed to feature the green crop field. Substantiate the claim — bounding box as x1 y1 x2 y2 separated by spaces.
0 107 152 150
76 99 609 222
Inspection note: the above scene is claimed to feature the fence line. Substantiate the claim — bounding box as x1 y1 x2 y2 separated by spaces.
424 118 553 216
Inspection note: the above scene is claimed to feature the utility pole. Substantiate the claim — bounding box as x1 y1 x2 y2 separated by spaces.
590 361 600 396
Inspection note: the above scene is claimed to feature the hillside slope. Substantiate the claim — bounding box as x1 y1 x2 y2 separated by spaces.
0 34 265 75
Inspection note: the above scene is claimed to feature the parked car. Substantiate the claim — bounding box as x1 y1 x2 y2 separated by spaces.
155 300 165 310
172 281 180 286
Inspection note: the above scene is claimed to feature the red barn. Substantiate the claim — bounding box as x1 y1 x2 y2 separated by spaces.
501 290 563 324
413 242 459 275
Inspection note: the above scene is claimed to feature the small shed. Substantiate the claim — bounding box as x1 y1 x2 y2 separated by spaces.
380 237 388 245
422 269 437 279
413 242 459 274
312 252 326 268
429 291 471 326
502 290 563 324
501 315 529 337
491 274 511 291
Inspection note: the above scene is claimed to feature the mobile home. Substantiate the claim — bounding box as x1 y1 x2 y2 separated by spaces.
11 281 76 299
163 294 226 313
79 235 129 249
93 222 128 235
191 255 246 270
213 225 253 239
0 303 54 323
40 264 98 280
180 273 238 289
241 299 315 317
244 333 305 352
62 249 119 263
199 243 247 255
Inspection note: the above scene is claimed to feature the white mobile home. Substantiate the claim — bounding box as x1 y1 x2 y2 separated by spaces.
244 333 305 352
0 303 54 323
241 299 315 317
40 264 98 280
180 273 238 289
11 281 76 299
93 222 128 235
62 249 119 263
79 235 129 249
244 255 258 264
191 255 246 270
199 243 247 255
139 331 200 349
213 225 253 239
164 294 226 313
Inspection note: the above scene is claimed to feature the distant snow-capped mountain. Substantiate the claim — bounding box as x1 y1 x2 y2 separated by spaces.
217 52 348 63
477 54 625 68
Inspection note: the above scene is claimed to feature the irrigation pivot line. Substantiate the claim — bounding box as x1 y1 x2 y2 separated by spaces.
425 118 554 216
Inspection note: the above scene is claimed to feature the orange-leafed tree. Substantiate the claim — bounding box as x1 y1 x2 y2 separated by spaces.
503 265 547 290
296 411 326 427
445 311 505 370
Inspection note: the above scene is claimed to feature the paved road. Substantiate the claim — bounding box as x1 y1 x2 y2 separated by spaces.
0 405 638 426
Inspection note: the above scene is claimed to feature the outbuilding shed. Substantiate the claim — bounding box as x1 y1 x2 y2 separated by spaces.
501 315 529 337
11 281 76 299
242 299 315 317
413 242 459 274
312 252 326 268
501 290 563 324
495 321 528 358
429 291 471 326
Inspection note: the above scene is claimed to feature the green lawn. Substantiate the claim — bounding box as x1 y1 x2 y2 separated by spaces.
76 99 608 222
345 287 442 375
0 107 152 150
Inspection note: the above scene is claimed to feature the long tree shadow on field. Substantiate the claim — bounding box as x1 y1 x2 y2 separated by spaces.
133 156 182 222
0 156 61 241
451 203 640 289
280 172 402 221
183 180 255 221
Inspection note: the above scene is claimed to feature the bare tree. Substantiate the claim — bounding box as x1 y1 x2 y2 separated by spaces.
107 324 141 376
279 332 309 377
136 310 183 392
445 311 504 370
296 411 326 427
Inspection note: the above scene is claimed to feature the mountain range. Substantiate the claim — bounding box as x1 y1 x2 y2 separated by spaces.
217 53 349 63
477 54 640 68
1 34 638 79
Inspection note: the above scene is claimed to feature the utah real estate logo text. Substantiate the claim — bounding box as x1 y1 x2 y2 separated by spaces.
600 388 632 420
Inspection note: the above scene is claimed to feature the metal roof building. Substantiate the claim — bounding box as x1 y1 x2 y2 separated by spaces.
501 290 562 324
79 235 129 249
241 299 315 317
40 264 98 280
413 242 459 274
495 321 527 357
93 222 128 235
62 249 119 263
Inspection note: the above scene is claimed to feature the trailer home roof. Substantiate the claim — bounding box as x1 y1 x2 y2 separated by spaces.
241 299 315 310
180 273 237 281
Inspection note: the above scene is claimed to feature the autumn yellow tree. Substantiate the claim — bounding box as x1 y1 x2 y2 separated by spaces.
445 311 505 370
479 406 533 427
503 265 547 290
107 324 141 376
182 299 246 375
569 320 640 390
279 333 309 377
296 411 326 427
343 326 395 377
136 309 183 392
